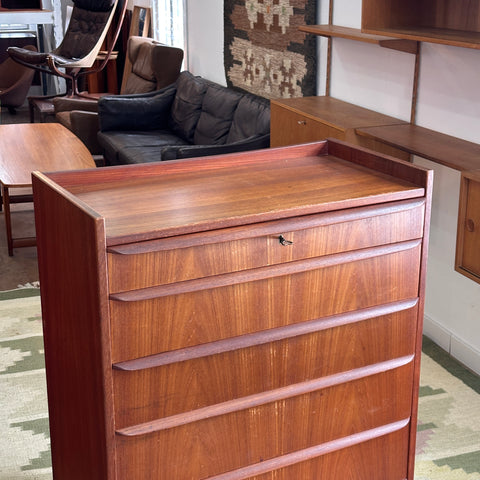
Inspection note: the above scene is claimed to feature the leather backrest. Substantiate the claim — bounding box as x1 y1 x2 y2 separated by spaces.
169 71 271 145
59 7 112 59
122 37 184 95
122 41 158 94
74 0 115 11
151 45 184 90
194 84 242 145
169 72 207 143
227 94 270 143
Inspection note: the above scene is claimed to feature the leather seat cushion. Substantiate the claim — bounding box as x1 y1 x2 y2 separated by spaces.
116 145 182 165
98 130 188 165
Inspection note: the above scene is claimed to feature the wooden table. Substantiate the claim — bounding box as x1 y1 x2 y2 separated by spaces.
0 123 95 256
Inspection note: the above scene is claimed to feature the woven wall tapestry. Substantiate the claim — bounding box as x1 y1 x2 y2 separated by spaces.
224 0 317 99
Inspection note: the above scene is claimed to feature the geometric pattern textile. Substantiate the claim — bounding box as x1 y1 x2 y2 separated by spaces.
224 0 317 99
0 287 51 480
1 288 479 480
415 337 480 480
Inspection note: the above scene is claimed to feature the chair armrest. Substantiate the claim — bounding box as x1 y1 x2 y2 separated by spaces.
53 97 99 113
66 110 102 154
98 85 177 132
161 134 271 160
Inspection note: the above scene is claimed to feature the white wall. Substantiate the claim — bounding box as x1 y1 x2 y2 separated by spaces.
184 0 480 375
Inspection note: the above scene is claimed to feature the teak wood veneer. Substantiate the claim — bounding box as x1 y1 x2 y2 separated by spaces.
270 96 410 161
32 139 432 480
362 0 480 50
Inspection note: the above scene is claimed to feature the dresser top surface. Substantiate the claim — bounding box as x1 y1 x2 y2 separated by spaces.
38 140 429 245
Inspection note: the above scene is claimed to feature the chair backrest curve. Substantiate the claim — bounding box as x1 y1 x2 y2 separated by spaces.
52 0 119 69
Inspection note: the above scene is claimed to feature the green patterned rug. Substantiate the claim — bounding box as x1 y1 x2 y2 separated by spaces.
0 287 51 480
1 287 479 479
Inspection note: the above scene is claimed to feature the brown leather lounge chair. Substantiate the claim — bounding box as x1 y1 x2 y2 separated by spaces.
7 0 127 98
0 45 37 114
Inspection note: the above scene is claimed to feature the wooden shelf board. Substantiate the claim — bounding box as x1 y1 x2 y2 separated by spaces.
362 26 480 50
356 124 480 172
299 25 418 54
271 96 409 131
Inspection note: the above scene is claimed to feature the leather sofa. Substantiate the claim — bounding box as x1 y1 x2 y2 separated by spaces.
97 71 270 165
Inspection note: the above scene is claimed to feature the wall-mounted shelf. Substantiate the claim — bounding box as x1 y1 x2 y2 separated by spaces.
299 25 419 54
361 27 480 51
362 0 480 51
299 0 480 286
356 124 480 172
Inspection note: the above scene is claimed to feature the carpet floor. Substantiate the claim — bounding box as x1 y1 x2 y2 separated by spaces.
0 103 39 291
1 287 479 479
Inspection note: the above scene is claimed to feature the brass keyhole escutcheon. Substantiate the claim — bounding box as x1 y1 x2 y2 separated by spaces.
279 235 293 246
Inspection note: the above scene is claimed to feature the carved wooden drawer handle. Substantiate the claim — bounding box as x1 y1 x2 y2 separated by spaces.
466 218 475 232
279 235 293 246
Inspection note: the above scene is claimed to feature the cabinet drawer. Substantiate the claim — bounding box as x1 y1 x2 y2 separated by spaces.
112 303 418 429
107 199 425 293
114 363 414 480
109 240 421 362
270 104 344 147
236 427 409 480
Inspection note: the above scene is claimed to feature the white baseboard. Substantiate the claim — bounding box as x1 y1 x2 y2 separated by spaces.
423 315 480 376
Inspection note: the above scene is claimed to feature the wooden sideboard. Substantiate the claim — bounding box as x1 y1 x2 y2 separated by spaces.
270 96 411 161
32 139 432 480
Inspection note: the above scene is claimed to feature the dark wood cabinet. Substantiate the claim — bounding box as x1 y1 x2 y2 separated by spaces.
32 139 432 479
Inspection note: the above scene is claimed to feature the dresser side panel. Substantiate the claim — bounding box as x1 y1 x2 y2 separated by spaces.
32 173 115 480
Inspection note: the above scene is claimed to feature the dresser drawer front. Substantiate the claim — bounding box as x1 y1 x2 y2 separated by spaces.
114 364 413 480
236 427 409 480
110 241 421 362
113 304 418 429
107 200 425 293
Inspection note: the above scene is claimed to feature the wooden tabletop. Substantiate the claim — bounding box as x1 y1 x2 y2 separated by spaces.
0 123 95 187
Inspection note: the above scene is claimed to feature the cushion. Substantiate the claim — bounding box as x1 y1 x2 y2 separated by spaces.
168 72 207 143
122 42 157 94
227 94 270 143
98 86 176 131
193 84 242 145
59 8 112 59
98 130 188 165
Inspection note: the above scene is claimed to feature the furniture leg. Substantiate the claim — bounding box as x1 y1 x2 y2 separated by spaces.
1 184 13 256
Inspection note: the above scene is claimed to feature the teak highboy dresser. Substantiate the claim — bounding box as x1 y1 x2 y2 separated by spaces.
32 139 432 480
